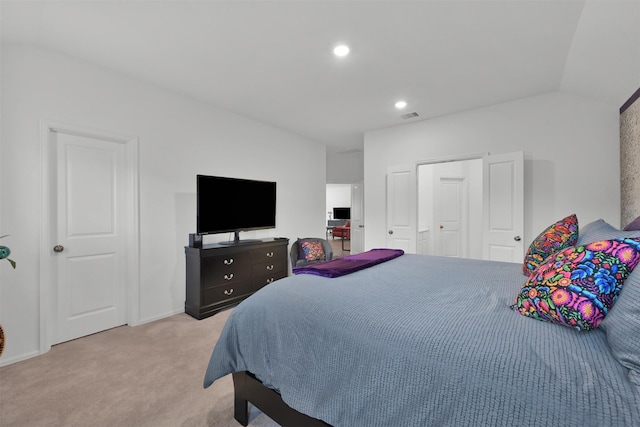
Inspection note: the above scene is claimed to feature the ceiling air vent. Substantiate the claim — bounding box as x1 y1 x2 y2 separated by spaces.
401 111 420 119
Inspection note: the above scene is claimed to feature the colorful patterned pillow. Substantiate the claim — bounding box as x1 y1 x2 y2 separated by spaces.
523 214 578 276
301 240 326 262
512 237 640 331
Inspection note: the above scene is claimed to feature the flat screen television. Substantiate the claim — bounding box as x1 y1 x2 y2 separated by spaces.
333 207 350 220
197 175 276 241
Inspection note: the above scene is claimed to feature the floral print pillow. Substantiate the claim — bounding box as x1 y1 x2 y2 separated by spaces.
512 237 640 331
523 214 579 276
301 241 326 262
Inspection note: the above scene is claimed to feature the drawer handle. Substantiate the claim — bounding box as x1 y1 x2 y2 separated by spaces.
224 273 234 280
266 265 274 271
224 258 234 265
224 288 234 295
266 252 274 257
266 278 274 284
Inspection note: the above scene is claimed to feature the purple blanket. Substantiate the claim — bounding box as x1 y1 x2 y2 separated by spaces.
292 248 404 278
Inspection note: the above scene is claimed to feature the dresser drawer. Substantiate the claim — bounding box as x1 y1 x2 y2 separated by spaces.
250 246 287 264
203 252 250 269
201 260 250 287
202 280 261 306
253 272 287 288
251 260 285 278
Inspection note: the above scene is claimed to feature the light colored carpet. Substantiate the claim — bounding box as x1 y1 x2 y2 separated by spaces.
329 238 350 258
0 309 279 427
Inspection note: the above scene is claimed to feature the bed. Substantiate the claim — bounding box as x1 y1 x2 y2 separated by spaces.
204 219 640 426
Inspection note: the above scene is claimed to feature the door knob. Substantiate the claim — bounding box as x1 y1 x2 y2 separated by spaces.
514 236 521 242
388 230 393 235
53 245 64 253
359 225 364 228
440 225 444 229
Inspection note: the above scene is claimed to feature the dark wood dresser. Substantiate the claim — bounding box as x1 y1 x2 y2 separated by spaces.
185 238 289 319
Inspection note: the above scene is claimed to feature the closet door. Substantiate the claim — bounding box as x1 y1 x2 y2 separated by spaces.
386 165 416 253
482 151 524 262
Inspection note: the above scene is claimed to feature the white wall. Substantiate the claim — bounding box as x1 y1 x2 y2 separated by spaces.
0 45 327 365
364 91 620 251
326 184 351 222
327 150 364 184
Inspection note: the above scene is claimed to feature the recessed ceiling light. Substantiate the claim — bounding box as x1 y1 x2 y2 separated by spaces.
395 100 408 109
333 44 350 57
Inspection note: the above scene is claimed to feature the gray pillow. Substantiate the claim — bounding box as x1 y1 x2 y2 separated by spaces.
577 219 640 246
600 266 640 385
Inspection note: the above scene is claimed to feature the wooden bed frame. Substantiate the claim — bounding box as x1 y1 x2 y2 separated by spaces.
232 371 331 426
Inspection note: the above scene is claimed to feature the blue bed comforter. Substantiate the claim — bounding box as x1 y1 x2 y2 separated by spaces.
204 254 640 426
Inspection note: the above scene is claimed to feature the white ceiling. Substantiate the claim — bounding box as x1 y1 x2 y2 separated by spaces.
2 0 639 152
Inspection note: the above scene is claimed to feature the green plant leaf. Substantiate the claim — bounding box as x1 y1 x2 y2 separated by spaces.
7 258 16 269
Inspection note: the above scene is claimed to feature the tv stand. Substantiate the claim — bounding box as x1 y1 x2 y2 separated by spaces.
185 238 289 320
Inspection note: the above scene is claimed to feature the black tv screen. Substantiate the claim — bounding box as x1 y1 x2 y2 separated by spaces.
197 175 276 235
333 207 350 220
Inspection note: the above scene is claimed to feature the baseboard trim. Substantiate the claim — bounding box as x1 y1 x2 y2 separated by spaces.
131 308 185 327
1 309 186 367
0 349 41 367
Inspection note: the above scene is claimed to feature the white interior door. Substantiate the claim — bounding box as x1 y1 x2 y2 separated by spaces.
435 176 467 258
482 151 524 262
386 165 416 253
53 131 128 344
418 158 482 259
350 181 364 254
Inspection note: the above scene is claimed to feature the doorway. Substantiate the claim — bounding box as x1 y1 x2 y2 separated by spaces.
418 159 483 259
386 151 524 261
